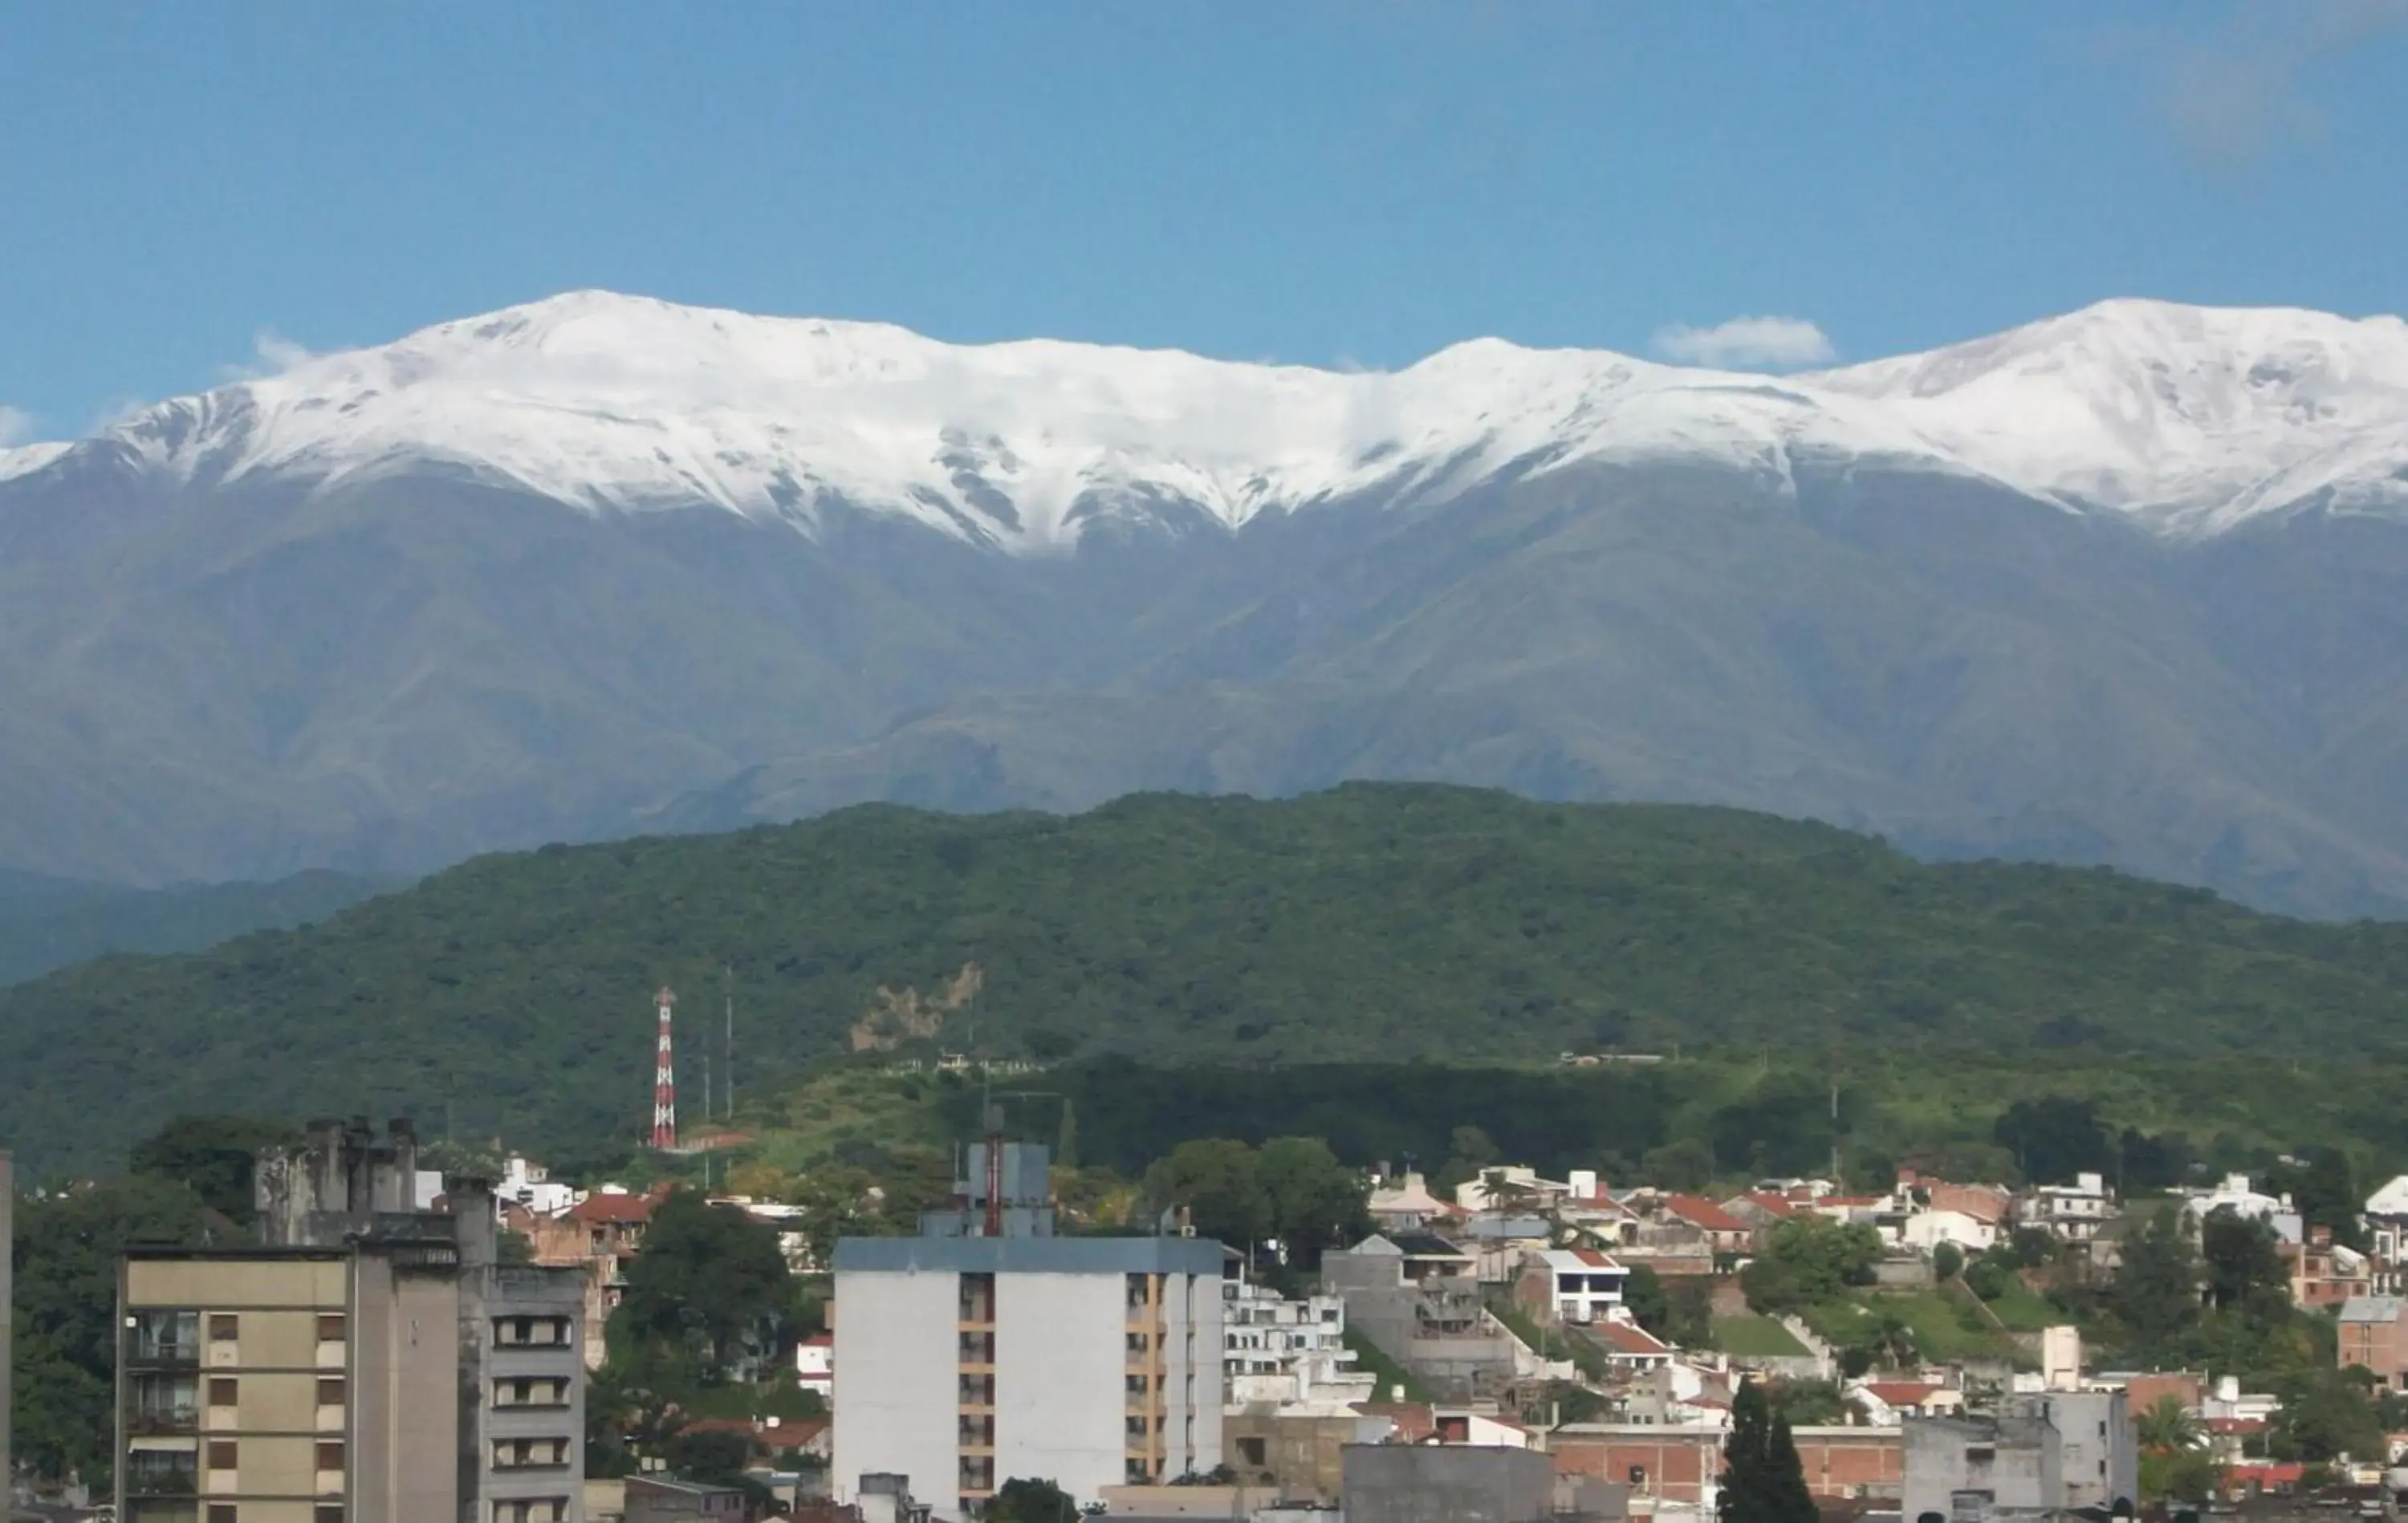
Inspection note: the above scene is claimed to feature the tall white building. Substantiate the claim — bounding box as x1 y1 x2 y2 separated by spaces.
832 1141 1226 1518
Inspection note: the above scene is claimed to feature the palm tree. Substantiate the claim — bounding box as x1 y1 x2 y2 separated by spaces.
1865 1313 1918 1370
2137 1393 2203 1452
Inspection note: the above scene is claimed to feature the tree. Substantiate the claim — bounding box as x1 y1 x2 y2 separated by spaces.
1434 1126 1500 1196
1722 1381 1818 1523
783 1165 888 1269
2138 1394 2203 1453
1767 1379 1846 1427
10 1174 213 1484
2270 1367 2385 1463
1255 1136 1368 1268
1640 1138 1717 1192
127 1114 299 1224
2279 1147 2366 1252
1625 1262 1673 1338
1993 1097 2112 1187
1932 1242 1965 1281
1144 1139 1268 1245
667 1427 755 1484
990 1476 1076 1523
1056 1098 1079 1172
616 1189 792 1381
2199 1208 2287 1311
2111 1207 2202 1359
1741 1216 1882 1314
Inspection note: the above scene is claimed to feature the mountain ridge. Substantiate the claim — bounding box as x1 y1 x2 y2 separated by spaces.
6 291 2408 908
10 291 2406 548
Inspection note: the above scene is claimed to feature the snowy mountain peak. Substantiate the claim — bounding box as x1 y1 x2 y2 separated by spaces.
22 293 2408 546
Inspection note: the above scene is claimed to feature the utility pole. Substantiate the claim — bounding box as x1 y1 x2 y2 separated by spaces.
724 962 735 1123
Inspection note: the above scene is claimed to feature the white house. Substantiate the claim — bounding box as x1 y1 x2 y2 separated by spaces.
2180 1174 2302 1244
2021 1173 2117 1244
1540 1248 1629 1325
499 1153 583 1216
1901 1208 1999 1255
795 1332 834 1400
1222 1277 1372 1407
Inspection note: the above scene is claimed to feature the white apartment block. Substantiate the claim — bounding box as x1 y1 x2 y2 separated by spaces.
1223 1278 1369 1407
832 1143 1226 1519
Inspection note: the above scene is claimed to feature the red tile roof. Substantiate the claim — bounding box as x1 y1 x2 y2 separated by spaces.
1861 1382 1942 1407
1738 1192 1800 1218
571 1192 657 1224
1664 1194 1750 1233
1564 1247 1623 1268
1588 1319 1673 1357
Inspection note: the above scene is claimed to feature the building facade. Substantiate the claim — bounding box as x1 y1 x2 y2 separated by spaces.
117 1119 587 1523
832 1140 1226 1518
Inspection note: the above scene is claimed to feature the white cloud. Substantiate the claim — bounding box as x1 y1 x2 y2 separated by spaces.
2106 0 2408 172
1650 315 1835 370
0 404 33 447
217 327 317 382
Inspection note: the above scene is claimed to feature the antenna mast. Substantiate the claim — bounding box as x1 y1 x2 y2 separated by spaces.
651 986 678 1151
724 962 735 1122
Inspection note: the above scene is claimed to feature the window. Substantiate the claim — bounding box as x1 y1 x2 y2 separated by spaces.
208 1376 238 1406
208 1314 240 1342
315 1509 345 1523
316 1440 345 1472
1238 1437 1267 1467
132 1373 199 1433
206 1440 238 1471
317 1377 346 1406
125 1448 199 1495
129 1309 199 1363
316 1314 347 1342
209 1506 237 1523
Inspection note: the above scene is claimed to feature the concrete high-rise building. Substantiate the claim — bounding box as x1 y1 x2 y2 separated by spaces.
832 1139 1226 1518
116 1119 588 1523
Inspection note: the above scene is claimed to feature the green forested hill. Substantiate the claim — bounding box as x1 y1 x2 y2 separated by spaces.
6 782 2408 1170
0 867 393 989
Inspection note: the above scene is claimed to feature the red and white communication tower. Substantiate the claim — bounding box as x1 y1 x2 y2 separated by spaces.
650 985 678 1151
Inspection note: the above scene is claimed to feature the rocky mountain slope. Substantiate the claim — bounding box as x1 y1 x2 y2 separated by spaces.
3 292 2406 912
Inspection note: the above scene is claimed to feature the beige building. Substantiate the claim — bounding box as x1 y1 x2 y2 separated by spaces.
117 1119 587 1523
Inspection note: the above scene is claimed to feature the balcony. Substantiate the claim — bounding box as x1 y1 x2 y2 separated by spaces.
124 1451 199 1497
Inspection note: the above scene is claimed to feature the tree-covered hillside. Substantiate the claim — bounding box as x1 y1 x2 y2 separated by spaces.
6 782 2408 1169
0 867 393 989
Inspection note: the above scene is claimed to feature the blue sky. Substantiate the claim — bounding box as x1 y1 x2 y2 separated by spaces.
3 2 2405 443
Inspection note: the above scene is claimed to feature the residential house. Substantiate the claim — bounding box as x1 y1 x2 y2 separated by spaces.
2338 1296 2408 1388
2179 1175 2303 1245
1661 1195 1755 1258
1367 1172 1458 1234
795 1331 835 1399
1586 1317 1675 1375
2288 1227 2373 1310
2021 1172 2118 1245
1322 1233 1516 1400
2365 1176 2408 1291
1533 1249 1630 1326
1848 1382 1967 1423
526 1185 661 1371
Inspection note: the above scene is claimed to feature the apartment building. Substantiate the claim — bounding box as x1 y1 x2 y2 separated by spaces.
832 1139 1226 1518
117 1118 587 1523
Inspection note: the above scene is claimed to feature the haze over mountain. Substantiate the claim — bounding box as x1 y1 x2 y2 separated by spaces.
5 291 2407 913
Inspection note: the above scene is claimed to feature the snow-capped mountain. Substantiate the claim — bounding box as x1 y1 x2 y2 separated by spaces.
6 290 2408 917
18 290 2408 548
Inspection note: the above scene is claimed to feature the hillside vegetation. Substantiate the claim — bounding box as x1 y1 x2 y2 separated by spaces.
0 868 392 989
6 783 2408 1169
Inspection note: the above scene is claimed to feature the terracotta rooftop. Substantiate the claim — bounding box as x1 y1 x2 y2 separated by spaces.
1663 1194 1750 1233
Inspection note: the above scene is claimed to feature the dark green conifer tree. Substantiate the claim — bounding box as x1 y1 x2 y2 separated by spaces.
1723 1381 1818 1523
